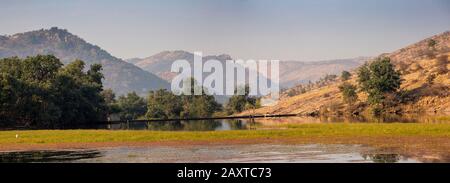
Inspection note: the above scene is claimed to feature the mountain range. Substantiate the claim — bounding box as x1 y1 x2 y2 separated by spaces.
127 51 368 89
0 27 370 98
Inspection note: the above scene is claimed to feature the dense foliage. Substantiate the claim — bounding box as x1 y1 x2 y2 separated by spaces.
357 57 401 108
0 55 107 128
225 85 258 115
338 83 358 104
146 79 221 119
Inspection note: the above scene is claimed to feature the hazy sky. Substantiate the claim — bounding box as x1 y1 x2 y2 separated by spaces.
1 0 449 61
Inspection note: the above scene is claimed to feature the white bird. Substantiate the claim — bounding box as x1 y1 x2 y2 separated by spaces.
15 134 19 138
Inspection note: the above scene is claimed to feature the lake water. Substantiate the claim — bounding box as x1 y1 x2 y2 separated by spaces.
106 119 255 131
102 115 449 131
0 144 429 163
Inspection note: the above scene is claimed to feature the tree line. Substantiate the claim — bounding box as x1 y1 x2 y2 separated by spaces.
0 55 258 128
104 80 259 121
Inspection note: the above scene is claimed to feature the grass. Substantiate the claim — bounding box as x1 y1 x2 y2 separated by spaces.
0 123 449 145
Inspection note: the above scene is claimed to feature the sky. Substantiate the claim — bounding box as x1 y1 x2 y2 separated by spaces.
1 0 449 61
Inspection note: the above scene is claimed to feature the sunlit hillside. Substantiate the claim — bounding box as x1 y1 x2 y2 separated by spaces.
241 31 450 116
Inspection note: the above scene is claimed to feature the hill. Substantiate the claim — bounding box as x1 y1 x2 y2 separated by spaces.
128 51 367 89
240 31 450 116
0 27 169 95
277 58 369 88
127 50 233 81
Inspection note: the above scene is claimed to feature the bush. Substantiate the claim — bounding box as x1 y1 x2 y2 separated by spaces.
341 71 351 81
338 83 358 104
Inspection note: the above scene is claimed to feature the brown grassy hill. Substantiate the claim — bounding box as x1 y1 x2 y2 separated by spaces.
240 31 450 116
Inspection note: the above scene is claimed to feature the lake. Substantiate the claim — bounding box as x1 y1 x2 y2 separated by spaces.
0 144 435 163
102 115 449 131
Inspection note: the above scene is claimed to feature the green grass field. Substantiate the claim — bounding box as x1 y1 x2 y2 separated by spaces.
1 123 449 145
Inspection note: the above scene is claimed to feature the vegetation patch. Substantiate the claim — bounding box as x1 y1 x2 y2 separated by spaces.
1 123 449 146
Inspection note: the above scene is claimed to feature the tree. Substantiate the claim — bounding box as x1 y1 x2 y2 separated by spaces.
52 59 107 127
0 55 108 128
338 83 358 104
341 71 351 81
179 78 221 118
146 89 182 119
225 85 257 115
357 57 401 108
116 92 147 120
101 89 121 114
145 78 221 119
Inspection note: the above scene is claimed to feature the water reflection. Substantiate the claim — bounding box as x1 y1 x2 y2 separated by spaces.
0 150 101 163
107 119 255 131
0 144 435 163
99 114 450 131
252 115 450 125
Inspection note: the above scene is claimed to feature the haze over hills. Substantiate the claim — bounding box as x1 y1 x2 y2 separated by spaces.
126 51 233 82
277 58 369 88
240 31 450 116
127 51 259 103
127 51 368 89
0 27 169 95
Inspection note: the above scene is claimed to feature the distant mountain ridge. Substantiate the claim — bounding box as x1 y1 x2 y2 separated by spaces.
127 50 234 81
0 27 169 95
128 50 368 89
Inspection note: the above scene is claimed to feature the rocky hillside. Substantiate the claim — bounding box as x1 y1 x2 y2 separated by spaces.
0 27 169 95
241 31 450 116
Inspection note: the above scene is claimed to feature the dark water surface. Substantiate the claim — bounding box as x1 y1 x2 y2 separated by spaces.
102 115 449 131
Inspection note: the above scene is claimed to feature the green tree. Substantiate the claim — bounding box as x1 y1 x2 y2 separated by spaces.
225 85 257 115
101 89 121 114
357 57 401 110
53 59 107 127
338 83 358 104
179 78 221 118
116 92 147 120
0 55 107 128
146 89 182 119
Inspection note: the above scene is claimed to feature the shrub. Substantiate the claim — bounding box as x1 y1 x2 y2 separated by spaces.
341 71 351 81
338 83 358 104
